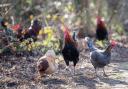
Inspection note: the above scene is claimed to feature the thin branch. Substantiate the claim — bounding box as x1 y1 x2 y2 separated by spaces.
97 0 102 16
1 0 8 16
1 0 5 16
4 0 20 17
0 3 11 7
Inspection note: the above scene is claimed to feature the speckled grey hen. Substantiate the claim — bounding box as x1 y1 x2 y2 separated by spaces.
85 37 116 76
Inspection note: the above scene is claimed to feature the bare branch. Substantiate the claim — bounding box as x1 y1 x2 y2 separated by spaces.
1 0 8 16
3 0 20 17
0 3 11 7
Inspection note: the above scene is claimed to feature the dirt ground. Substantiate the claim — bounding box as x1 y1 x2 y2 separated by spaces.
0 45 128 89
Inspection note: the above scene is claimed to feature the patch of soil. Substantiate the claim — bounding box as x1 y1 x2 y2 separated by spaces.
0 45 128 89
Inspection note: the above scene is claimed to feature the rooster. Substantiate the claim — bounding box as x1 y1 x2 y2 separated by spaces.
85 37 116 76
96 16 108 41
37 50 58 77
96 16 109 47
62 24 79 75
21 19 41 42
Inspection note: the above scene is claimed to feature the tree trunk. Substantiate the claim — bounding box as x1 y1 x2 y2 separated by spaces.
75 0 94 38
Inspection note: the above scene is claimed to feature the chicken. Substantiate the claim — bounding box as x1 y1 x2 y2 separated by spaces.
96 16 109 47
96 16 108 41
62 24 79 75
85 37 116 76
37 50 58 77
21 19 41 42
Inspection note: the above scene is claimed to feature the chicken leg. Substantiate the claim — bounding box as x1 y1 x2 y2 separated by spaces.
64 60 71 73
65 66 69 71
103 68 108 77
95 68 98 77
74 66 75 75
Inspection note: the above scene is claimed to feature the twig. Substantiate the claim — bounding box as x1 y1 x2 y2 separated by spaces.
97 0 102 16
0 3 11 7
4 0 20 17
0 0 6 17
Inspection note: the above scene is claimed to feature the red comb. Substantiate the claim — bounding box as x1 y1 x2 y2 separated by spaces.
64 27 71 39
63 23 72 42
63 23 70 31
96 16 101 20
11 24 20 31
110 40 117 46
97 16 102 22
96 16 105 27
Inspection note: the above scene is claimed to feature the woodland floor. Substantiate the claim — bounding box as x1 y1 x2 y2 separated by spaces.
0 43 128 89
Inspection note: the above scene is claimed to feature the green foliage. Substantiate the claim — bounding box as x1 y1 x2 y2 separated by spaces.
26 0 33 6
0 0 127 55
115 24 124 35
112 33 122 41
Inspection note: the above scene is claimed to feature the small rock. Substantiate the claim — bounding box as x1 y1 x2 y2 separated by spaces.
7 82 17 87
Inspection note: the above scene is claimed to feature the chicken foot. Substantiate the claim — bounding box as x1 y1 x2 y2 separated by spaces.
103 68 108 77
95 68 98 77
